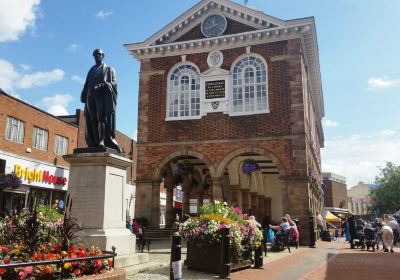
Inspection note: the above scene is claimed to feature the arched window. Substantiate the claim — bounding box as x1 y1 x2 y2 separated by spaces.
167 64 200 119
231 55 268 115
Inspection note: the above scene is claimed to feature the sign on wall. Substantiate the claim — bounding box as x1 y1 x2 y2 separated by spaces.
0 151 69 190
205 80 225 99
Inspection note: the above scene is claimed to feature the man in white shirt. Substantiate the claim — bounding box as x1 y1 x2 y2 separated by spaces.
388 217 399 246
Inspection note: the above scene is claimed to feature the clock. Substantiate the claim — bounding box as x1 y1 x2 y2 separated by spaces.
201 13 227 38
207 50 223 68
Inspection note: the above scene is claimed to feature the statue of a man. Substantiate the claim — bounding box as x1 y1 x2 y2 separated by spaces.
80 49 121 153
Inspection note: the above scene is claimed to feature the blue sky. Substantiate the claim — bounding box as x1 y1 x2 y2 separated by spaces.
1 0 399 187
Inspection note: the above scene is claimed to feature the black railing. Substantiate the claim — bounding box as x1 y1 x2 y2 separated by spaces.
0 249 116 279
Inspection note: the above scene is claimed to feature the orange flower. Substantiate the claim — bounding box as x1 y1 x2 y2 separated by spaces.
44 266 52 274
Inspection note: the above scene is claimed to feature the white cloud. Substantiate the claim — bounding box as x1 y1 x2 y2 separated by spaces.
71 75 84 84
41 94 74 116
0 59 64 91
20 64 31 72
367 76 400 91
0 0 40 42
322 130 400 188
95 10 113 18
16 69 64 89
66 43 79 53
322 119 339 128
0 59 19 91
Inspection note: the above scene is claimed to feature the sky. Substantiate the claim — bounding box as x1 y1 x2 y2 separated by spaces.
0 0 399 188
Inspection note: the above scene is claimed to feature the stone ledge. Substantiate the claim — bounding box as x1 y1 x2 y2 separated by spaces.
69 268 126 279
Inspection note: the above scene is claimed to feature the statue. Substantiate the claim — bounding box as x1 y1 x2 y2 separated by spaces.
80 49 121 153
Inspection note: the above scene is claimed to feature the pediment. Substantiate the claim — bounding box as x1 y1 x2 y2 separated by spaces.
131 0 285 48
201 67 230 77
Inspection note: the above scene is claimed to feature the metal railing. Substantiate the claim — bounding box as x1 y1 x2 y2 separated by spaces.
0 249 116 279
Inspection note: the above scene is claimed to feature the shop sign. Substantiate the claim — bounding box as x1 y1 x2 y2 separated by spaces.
205 80 225 99
14 164 67 186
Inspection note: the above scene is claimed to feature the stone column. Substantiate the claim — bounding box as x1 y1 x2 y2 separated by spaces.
257 195 265 223
210 177 223 202
282 177 313 246
165 185 174 228
264 197 272 223
241 190 251 214
230 185 242 209
250 192 258 218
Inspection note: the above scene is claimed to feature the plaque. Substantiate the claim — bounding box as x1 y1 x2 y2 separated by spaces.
205 80 225 99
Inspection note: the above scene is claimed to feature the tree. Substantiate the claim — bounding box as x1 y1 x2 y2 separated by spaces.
370 162 400 215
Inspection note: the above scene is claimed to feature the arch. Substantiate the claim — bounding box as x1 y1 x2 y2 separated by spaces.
215 146 288 179
152 149 215 181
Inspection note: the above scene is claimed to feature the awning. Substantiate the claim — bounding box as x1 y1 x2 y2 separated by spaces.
324 210 341 222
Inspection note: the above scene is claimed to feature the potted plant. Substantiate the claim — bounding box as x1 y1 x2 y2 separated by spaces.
180 201 263 273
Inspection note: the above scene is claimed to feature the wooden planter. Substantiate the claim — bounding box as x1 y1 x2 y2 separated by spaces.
69 268 126 280
186 241 252 274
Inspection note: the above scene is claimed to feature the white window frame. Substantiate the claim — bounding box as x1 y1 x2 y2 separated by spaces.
230 53 269 116
32 126 48 151
5 116 25 144
166 62 201 121
54 135 69 155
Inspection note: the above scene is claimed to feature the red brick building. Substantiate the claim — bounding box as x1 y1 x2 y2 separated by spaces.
0 90 136 218
125 0 325 244
322 173 348 209
0 90 78 216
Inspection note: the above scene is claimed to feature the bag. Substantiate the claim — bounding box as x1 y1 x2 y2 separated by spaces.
267 228 275 243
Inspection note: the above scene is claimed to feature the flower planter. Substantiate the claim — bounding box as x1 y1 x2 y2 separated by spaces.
68 268 126 280
186 241 252 274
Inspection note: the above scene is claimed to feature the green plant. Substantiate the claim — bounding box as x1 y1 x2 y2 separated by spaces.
36 204 63 222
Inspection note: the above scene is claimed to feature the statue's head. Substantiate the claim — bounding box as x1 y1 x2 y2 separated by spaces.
93 49 105 64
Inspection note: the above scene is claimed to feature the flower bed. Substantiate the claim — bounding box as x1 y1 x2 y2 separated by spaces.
0 207 115 279
180 202 263 273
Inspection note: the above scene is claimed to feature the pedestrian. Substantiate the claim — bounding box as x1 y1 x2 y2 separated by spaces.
347 214 356 248
388 217 399 246
380 223 394 253
316 210 324 233
373 218 384 250
285 213 300 242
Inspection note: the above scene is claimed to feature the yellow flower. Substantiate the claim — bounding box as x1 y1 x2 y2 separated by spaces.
63 262 72 270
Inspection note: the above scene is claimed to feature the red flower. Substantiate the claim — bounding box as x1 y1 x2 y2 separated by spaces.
74 268 81 276
4 258 10 264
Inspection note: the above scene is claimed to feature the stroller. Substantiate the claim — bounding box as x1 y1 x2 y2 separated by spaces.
363 227 376 251
353 225 366 249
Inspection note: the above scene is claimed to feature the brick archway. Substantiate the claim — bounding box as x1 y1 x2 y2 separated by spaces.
215 146 288 179
152 149 215 182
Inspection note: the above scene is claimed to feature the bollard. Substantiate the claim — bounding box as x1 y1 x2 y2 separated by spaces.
254 246 263 268
170 232 182 280
219 227 231 279
309 215 316 248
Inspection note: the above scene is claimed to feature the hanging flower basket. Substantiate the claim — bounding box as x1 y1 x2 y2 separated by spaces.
0 172 22 189
241 159 260 175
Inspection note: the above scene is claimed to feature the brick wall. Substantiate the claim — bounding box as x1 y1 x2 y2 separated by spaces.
0 92 78 167
323 179 348 208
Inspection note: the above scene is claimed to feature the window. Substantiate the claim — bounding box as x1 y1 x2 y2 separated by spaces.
32 126 48 151
54 135 69 155
5 116 25 143
167 64 200 119
231 55 268 115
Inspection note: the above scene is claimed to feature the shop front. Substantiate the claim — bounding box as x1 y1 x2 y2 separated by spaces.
0 151 69 217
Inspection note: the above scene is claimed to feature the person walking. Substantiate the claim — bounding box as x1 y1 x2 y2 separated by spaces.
388 217 399 246
347 214 356 248
380 223 394 253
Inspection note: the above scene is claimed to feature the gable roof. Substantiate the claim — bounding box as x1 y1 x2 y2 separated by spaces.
124 0 324 118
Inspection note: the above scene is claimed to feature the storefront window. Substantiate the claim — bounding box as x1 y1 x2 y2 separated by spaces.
0 190 26 217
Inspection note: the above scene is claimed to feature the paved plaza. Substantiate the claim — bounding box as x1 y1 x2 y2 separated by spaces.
127 239 400 280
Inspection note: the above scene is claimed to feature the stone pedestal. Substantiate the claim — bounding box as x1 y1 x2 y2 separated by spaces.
64 150 148 268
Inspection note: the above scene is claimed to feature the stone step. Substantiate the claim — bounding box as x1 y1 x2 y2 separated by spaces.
124 261 168 276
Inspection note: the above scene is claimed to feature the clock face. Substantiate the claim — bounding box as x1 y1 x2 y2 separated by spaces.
201 14 227 38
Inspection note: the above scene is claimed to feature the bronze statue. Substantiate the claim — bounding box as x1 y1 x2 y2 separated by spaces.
80 49 121 153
